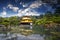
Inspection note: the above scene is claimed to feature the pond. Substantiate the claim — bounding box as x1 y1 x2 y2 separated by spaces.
0 33 44 40
0 24 46 40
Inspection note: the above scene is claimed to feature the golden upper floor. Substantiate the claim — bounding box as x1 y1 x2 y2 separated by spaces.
20 16 33 23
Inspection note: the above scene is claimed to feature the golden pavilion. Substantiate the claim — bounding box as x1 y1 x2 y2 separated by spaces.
20 16 33 29
20 16 33 24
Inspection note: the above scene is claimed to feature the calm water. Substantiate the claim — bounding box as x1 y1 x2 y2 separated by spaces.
0 33 44 40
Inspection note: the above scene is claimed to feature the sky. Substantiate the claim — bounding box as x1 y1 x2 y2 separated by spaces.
0 0 56 17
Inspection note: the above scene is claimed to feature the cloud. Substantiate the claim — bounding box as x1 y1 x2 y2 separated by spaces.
21 0 42 8
12 7 19 12
18 1 42 17
29 1 42 8
1 11 7 16
3 7 6 10
7 4 13 8
18 8 30 14
17 8 40 16
20 2 28 7
22 4 27 7
25 11 40 16
7 0 42 17
7 14 18 17
7 4 19 12
1 11 7 17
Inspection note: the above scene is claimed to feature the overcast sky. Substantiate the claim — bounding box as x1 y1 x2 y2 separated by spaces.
0 0 55 17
